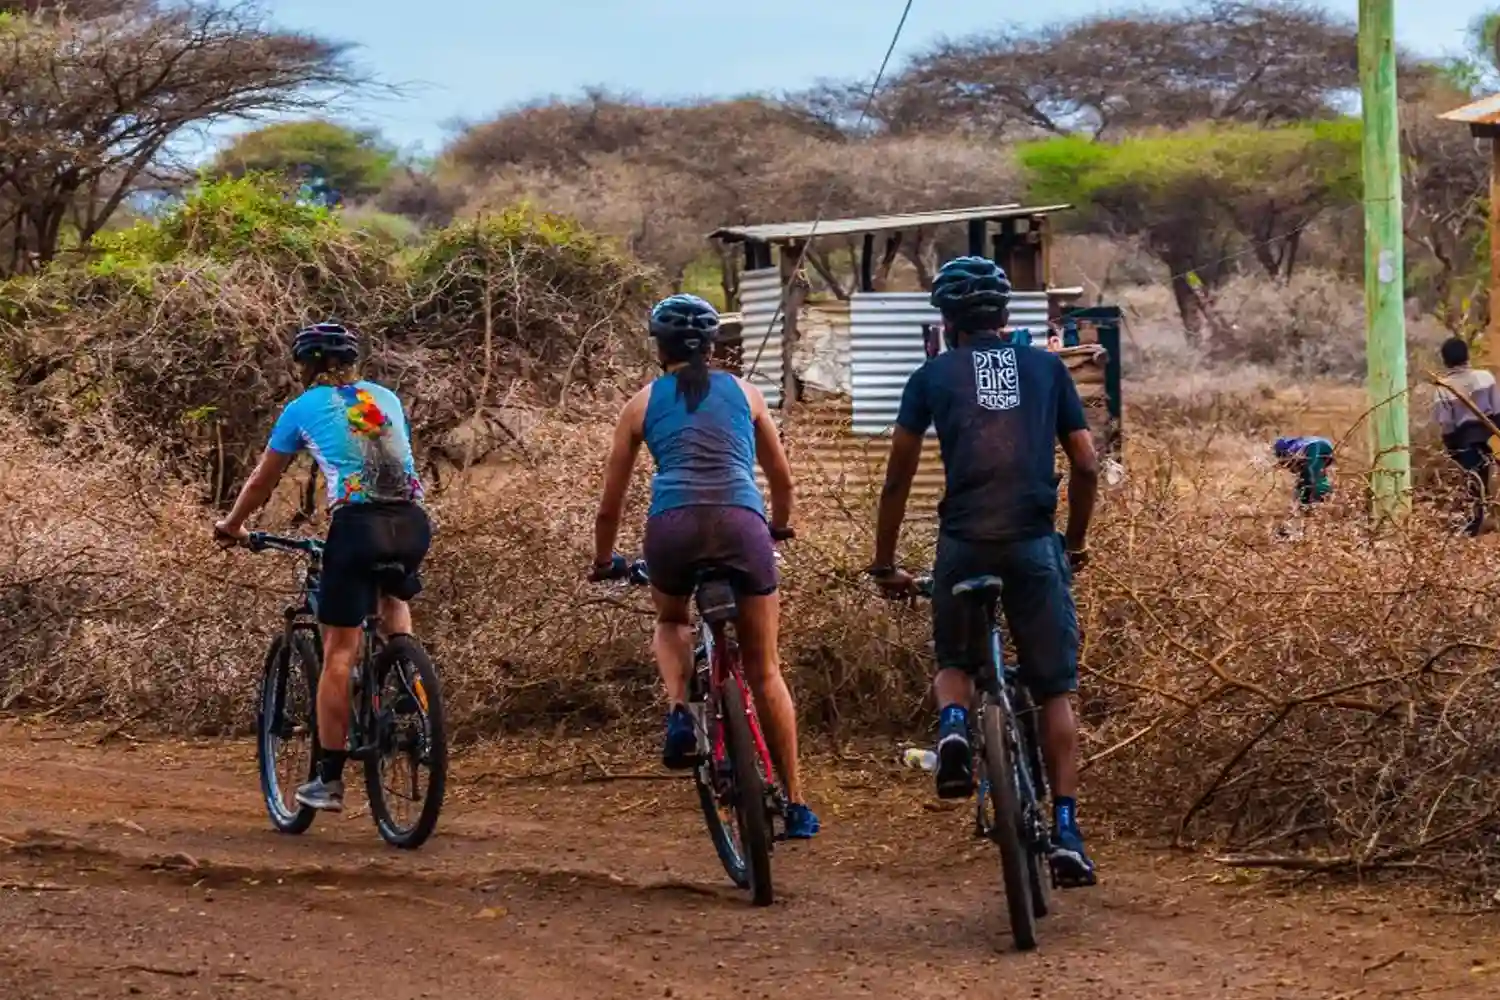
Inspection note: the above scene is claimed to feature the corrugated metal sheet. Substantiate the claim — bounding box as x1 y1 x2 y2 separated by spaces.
738 267 784 407
848 291 1051 435
754 399 945 513
711 203 1071 244
1438 93 1500 125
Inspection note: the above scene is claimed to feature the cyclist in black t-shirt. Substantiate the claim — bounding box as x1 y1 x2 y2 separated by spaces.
867 256 1100 887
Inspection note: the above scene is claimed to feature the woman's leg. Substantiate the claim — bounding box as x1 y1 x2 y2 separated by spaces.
648 586 694 705
737 591 803 805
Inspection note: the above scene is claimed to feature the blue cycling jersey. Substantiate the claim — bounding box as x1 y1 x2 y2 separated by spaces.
267 381 424 509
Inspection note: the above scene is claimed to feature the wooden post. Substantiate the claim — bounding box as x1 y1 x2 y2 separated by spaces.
860 233 875 292
779 241 805 409
967 219 987 256
1491 137 1500 342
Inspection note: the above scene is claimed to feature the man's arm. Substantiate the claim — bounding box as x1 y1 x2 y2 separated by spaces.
872 366 932 570
592 390 646 567
217 448 296 537
873 428 923 569
745 379 794 531
1055 360 1098 554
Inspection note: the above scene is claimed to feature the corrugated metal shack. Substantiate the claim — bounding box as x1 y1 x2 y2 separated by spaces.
707 204 1122 508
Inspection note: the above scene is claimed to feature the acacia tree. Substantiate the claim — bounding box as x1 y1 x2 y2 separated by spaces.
793 0 1363 138
0 0 362 275
212 120 396 203
1019 122 1361 340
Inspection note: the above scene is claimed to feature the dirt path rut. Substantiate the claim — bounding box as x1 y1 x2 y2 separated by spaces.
0 722 1495 999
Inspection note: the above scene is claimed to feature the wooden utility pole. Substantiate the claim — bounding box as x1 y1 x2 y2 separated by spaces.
1491 140 1500 341
1359 0 1411 519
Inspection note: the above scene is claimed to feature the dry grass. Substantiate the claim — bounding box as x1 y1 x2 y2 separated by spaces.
8 384 1500 891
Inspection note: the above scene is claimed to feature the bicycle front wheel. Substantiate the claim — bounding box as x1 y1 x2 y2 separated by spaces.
721 676 774 906
980 700 1037 951
256 631 320 835
363 636 447 850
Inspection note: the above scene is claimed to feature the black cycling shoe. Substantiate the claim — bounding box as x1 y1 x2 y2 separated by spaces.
935 731 975 799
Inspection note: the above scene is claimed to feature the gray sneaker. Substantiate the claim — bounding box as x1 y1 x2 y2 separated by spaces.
295 777 345 812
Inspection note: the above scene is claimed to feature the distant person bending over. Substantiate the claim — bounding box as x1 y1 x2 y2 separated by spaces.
867 256 1100 888
1434 336 1500 537
588 294 819 839
1272 436 1335 510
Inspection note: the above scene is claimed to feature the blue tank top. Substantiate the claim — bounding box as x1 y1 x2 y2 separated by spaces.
643 371 765 518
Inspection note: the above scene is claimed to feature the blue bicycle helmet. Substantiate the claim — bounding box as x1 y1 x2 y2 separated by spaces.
648 294 720 346
929 256 1013 317
292 322 359 364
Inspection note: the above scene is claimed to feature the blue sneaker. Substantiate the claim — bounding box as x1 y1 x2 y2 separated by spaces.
783 802 820 839
1049 822 1098 887
662 704 698 770
935 707 974 800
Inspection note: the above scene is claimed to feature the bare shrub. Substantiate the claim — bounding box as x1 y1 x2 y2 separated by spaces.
9 381 1500 891
1077 461 1500 886
0 182 656 501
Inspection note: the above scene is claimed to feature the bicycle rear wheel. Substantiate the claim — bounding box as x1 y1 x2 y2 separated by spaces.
256 632 320 835
363 636 447 850
980 699 1038 951
721 674 774 906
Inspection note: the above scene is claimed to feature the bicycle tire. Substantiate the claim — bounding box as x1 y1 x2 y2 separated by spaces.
1014 690 1052 920
255 632 320 835
980 700 1037 951
692 662 751 888
363 636 447 850
721 674 774 906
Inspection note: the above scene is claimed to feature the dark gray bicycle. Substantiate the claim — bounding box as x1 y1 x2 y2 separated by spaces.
899 572 1054 951
248 531 447 850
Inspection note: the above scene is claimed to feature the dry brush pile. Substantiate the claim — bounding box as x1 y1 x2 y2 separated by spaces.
0 176 656 502
7 186 1500 893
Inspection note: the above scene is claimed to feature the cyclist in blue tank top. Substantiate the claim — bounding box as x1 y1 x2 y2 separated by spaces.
589 294 819 839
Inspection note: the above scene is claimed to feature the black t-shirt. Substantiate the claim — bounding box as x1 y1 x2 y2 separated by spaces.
895 335 1088 543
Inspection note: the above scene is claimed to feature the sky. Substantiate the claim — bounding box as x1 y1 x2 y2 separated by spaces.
252 0 1493 154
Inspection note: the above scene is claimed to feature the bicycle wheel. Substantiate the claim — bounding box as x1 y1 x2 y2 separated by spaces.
256 632 320 835
980 699 1037 951
721 674 774 906
363 636 447 850
1014 690 1051 920
691 659 751 889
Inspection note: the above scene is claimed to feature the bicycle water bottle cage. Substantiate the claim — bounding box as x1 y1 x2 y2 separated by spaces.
694 577 738 624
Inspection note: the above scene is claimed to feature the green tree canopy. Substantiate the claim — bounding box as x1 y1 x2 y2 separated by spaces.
1018 121 1361 337
212 120 396 204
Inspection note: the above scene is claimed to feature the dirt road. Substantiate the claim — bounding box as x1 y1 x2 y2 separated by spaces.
0 721 1494 999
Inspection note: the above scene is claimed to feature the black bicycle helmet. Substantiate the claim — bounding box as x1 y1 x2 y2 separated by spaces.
291 322 359 364
648 294 720 346
929 256 1013 318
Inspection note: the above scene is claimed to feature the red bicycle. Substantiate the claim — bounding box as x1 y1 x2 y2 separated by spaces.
602 556 786 906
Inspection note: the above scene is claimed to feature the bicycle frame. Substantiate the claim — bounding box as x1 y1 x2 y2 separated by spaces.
696 618 777 799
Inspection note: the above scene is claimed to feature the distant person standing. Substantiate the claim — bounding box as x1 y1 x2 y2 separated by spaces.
1272 436 1335 509
1434 337 1500 537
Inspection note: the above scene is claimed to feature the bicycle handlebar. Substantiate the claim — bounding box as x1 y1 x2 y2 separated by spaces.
245 531 324 556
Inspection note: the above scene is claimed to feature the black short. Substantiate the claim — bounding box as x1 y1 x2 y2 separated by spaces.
642 506 778 598
317 501 431 628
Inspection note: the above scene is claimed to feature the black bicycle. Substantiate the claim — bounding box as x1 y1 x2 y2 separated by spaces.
601 557 788 906
902 572 1054 951
248 531 447 850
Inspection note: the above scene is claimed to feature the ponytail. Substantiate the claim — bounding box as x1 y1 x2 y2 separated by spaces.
666 339 712 413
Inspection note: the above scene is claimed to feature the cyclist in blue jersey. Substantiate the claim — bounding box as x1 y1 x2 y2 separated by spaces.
589 294 819 839
867 257 1099 887
214 322 429 813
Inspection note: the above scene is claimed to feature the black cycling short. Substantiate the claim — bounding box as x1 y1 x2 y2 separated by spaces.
318 501 431 628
